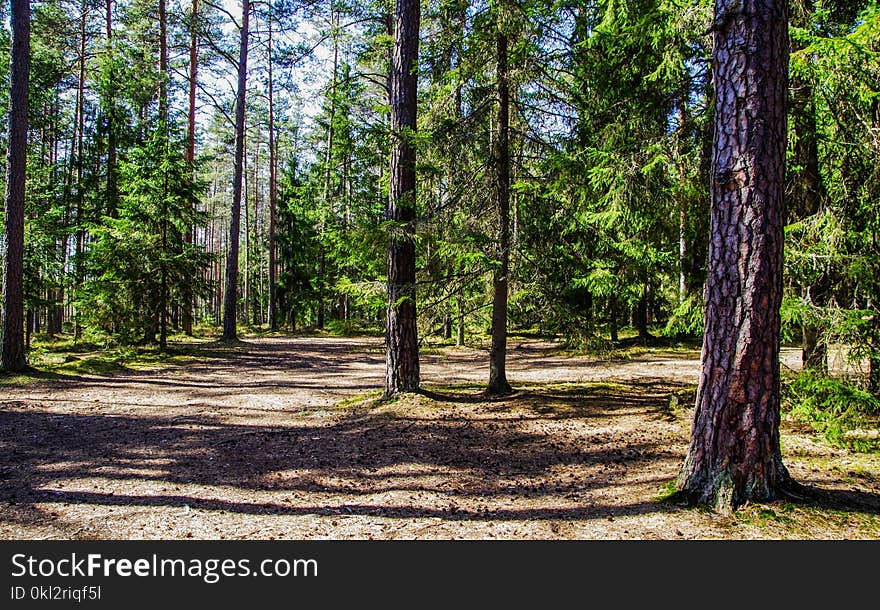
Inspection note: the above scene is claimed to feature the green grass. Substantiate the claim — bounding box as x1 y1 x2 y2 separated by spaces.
2 333 230 382
653 481 679 502
324 319 384 337
335 389 384 409
734 501 880 537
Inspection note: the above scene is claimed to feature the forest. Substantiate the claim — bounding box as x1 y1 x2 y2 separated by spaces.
1 0 879 539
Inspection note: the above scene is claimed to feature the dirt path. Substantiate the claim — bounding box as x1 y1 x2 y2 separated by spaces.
1 337 878 539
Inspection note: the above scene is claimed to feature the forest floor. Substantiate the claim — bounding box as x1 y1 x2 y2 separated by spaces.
1 335 879 539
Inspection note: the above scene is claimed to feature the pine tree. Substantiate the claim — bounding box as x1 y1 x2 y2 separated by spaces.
678 0 793 510
1 0 30 372
384 0 421 396
222 0 250 341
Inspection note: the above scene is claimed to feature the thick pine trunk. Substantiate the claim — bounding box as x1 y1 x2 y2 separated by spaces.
487 30 512 395
678 0 792 511
222 0 249 341
384 0 420 397
1 0 29 372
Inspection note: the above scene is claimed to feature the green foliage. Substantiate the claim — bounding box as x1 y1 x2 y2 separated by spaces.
78 127 211 345
783 370 880 452
663 293 704 338
324 318 384 337
781 3 880 390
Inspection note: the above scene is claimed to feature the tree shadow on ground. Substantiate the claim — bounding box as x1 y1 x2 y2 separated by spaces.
2 374 878 530
786 484 880 516
0 380 689 524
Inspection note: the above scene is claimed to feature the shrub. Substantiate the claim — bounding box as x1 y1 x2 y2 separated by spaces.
782 370 880 451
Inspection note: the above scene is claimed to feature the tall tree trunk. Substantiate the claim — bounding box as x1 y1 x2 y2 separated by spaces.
610 294 618 343
182 0 199 336
870 291 880 395
1 0 30 372
73 10 88 342
160 176 169 350
487 28 512 395
105 0 118 217
222 0 250 341
636 283 651 341
48 93 62 337
678 0 792 511
677 102 689 301
315 2 339 331
72 1 87 344
384 0 420 397
249 135 260 326
158 0 168 123
791 79 828 371
157 0 170 349
267 15 278 331
243 138 250 326
26 308 33 349
456 292 465 347
316 249 325 328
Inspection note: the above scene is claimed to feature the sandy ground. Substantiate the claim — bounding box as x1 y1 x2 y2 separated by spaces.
1 337 878 539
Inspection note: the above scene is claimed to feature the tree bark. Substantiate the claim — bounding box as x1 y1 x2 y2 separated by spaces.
678 0 792 511
677 102 689 301
105 0 118 217
244 134 251 326
182 0 199 336
791 77 828 371
158 0 168 123
610 295 618 343
157 0 170 350
72 1 87 343
1 0 30 372
222 0 250 341
635 283 650 342
456 292 465 346
487 28 512 395
384 0 420 397
316 2 339 331
267 15 278 331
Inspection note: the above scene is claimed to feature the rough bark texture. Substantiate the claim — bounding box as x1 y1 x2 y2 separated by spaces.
487 30 512 396
678 0 792 511
1 0 30 372
222 0 249 341
384 0 420 397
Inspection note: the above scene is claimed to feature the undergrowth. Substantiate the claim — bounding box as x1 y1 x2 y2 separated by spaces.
782 370 880 452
